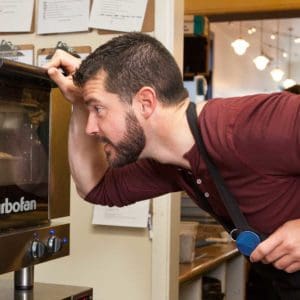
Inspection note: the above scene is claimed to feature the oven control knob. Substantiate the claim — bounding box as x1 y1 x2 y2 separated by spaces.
31 240 46 259
47 236 62 254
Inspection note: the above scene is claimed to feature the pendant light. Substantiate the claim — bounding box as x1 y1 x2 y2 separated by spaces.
231 22 250 56
253 21 270 71
270 20 284 82
283 28 296 89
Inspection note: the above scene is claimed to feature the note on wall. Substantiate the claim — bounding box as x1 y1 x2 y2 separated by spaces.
37 45 91 67
0 0 34 32
92 200 150 228
0 42 34 65
89 0 148 32
37 0 90 34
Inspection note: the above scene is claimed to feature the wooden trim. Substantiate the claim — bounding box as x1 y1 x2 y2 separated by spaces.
185 0 300 19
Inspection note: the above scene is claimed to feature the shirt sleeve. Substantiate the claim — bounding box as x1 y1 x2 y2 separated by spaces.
85 158 181 206
232 92 300 175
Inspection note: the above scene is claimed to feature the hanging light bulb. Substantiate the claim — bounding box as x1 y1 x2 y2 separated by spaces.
270 68 285 82
253 21 270 71
270 20 284 82
248 27 256 35
253 55 270 70
231 22 249 56
283 28 296 89
294 37 300 44
282 78 296 89
231 39 250 55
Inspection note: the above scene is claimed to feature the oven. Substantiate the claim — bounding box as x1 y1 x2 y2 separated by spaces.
0 58 71 292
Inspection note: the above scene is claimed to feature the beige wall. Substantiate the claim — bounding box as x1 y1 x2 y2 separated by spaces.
37 183 152 300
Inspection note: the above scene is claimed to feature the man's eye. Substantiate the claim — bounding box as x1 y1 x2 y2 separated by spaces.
95 106 102 113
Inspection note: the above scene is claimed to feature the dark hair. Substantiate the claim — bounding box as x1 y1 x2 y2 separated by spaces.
73 32 188 105
284 84 300 94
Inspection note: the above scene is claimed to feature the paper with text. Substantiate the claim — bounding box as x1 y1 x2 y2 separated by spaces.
37 51 89 67
89 0 148 32
0 0 34 32
0 49 34 65
37 0 90 34
92 200 150 228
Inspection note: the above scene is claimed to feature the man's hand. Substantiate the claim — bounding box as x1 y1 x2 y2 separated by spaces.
44 49 82 104
250 219 300 273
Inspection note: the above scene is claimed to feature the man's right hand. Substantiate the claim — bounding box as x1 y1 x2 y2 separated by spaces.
44 49 83 104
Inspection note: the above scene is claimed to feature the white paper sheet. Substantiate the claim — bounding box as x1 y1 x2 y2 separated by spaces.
37 0 90 34
0 49 34 65
89 0 148 32
0 0 34 32
92 200 150 228
37 51 89 67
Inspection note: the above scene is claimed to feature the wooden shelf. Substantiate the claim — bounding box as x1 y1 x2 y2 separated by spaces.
179 242 238 283
179 242 245 300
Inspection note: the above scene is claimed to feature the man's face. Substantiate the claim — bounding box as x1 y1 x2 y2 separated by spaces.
83 72 146 167
99 109 146 167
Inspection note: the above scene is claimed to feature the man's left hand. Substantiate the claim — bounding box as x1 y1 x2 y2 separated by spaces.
250 219 300 273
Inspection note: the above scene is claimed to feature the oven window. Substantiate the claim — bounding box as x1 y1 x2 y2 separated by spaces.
0 82 50 231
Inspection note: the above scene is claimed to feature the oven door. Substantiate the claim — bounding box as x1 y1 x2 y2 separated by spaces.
0 59 52 231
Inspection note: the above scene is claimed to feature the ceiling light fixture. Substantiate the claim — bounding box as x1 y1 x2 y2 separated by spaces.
270 20 284 82
253 21 270 71
283 28 296 89
294 37 300 44
248 27 256 35
231 22 249 56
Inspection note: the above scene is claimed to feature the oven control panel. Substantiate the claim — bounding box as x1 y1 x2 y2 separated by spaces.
0 223 70 274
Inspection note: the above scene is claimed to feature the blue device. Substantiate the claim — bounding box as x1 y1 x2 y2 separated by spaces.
236 231 261 256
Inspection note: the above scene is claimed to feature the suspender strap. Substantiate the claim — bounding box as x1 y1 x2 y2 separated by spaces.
186 101 254 233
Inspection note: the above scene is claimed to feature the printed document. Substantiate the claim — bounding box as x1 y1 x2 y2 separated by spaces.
89 0 148 32
0 0 34 32
37 0 89 34
92 200 150 228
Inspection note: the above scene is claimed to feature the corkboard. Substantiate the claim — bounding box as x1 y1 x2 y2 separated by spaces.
98 0 154 34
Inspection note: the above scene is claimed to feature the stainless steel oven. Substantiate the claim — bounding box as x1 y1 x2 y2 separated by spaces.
0 58 72 292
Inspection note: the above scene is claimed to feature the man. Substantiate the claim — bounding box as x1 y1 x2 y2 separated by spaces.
46 32 300 299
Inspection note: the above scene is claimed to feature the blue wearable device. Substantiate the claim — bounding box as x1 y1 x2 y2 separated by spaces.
235 230 261 256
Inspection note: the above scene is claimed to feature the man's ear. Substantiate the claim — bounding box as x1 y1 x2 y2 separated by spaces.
133 86 157 118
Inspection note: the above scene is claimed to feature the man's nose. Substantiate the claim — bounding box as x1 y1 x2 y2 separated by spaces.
85 113 99 136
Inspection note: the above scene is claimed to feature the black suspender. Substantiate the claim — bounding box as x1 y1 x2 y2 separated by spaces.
185 101 263 256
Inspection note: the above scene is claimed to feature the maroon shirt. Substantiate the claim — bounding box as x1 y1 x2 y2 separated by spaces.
86 92 300 235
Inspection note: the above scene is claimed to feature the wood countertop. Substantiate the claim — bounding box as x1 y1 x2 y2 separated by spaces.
179 242 239 283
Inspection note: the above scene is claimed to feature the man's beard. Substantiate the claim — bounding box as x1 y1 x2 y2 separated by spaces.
101 110 146 168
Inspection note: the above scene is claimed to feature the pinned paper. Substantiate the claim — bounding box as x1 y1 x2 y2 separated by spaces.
37 0 90 34
0 41 34 65
0 0 34 32
92 200 150 228
89 0 148 32
37 44 91 67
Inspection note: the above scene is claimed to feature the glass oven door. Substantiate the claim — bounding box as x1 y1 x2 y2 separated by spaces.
0 59 52 231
